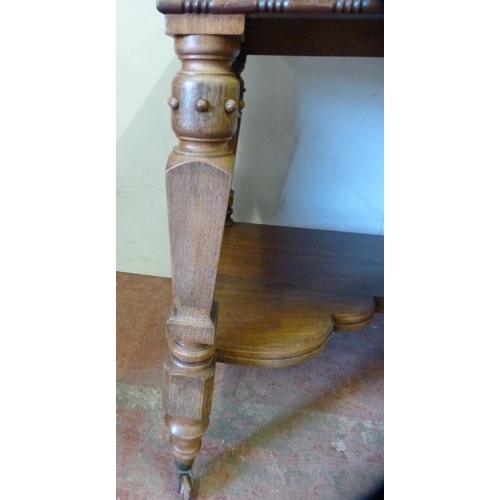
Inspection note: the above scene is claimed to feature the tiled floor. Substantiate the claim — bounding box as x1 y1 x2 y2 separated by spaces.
117 272 384 499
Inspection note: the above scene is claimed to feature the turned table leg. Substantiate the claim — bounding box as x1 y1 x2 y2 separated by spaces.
161 31 243 496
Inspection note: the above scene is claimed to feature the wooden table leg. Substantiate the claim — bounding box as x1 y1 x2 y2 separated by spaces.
161 29 243 496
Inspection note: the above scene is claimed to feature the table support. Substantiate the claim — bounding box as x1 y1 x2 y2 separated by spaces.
157 10 384 497
161 31 243 496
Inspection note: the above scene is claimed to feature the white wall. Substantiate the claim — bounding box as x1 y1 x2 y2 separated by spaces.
117 0 176 277
233 56 384 234
117 4 384 278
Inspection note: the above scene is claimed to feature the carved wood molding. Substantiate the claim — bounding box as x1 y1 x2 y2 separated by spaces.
157 0 383 15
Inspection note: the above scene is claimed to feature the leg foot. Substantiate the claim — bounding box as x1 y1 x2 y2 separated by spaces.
178 473 193 500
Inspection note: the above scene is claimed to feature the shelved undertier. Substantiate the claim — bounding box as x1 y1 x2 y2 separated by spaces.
214 222 384 367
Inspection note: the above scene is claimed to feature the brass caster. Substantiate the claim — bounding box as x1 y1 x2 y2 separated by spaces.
178 473 193 500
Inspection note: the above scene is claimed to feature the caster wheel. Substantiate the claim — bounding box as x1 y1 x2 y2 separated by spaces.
179 474 193 500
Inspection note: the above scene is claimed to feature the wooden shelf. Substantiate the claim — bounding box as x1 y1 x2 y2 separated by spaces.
214 222 383 367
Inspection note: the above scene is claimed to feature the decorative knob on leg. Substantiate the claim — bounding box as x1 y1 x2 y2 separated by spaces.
168 97 179 110
224 99 238 113
194 99 209 112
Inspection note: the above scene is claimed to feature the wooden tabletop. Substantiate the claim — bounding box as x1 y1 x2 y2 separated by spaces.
157 0 384 15
159 1 383 57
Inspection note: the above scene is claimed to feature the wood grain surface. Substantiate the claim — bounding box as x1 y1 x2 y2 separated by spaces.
214 223 383 367
162 30 243 487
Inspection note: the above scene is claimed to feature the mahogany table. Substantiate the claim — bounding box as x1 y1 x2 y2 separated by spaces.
155 2 384 497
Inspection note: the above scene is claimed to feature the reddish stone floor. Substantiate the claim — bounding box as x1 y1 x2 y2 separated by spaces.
117 272 384 499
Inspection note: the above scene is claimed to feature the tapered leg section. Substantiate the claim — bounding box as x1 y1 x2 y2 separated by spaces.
161 32 243 496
